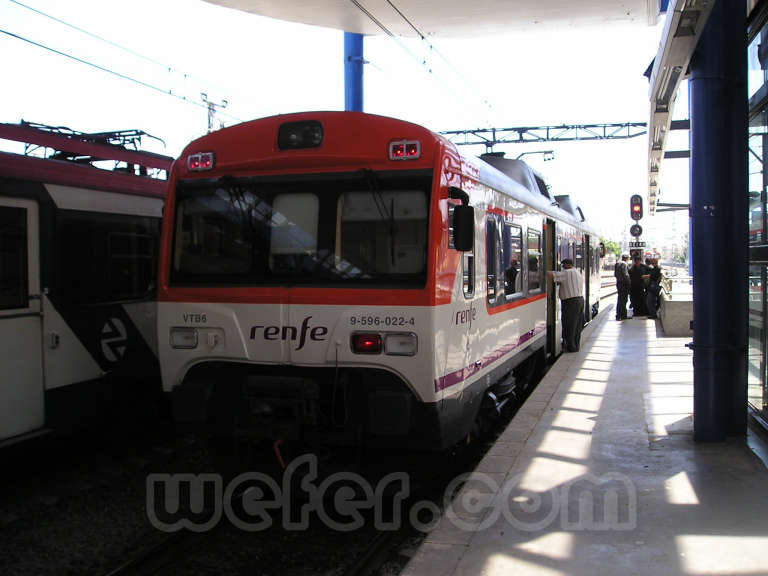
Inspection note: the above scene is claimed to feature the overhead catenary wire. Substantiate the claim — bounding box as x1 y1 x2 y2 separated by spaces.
0 28 243 123
8 0 228 98
348 0 494 124
383 0 493 112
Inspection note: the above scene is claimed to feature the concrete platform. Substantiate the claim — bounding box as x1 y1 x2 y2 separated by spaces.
403 309 768 576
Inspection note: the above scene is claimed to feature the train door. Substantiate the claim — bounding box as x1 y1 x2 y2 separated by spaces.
546 219 561 358
582 235 591 321
0 197 44 442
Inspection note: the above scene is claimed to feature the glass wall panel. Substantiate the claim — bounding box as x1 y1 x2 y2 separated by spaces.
748 9 768 422
748 265 766 413
747 31 767 100
748 109 766 244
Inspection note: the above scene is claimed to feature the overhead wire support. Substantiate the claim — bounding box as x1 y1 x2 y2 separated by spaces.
441 122 648 151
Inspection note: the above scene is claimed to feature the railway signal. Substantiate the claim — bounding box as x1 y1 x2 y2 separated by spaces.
630 194 643 221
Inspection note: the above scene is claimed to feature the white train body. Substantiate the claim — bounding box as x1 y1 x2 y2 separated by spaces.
157 112 601 450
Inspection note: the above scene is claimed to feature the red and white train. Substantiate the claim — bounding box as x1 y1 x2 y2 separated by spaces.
157 112 602 452
0 121 171 446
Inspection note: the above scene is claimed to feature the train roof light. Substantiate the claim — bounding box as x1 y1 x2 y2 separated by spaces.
389 140 421 161
351 333 382 354
187 152 214 171
278 120 323 149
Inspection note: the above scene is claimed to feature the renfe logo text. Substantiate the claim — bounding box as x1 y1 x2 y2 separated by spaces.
249 316 328 351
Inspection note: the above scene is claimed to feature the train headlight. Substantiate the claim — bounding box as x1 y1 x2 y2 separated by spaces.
384 333 418 356
170 327 198 349
278 120 323 149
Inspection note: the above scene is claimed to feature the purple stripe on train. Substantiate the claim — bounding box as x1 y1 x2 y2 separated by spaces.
434 324 546 392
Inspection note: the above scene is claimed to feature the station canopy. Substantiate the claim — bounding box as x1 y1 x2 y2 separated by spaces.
204 0 659 36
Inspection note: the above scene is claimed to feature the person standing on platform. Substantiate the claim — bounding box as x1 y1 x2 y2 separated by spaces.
614 254 630 320
644 258 663 319
547 259 584 352
628 255 648 317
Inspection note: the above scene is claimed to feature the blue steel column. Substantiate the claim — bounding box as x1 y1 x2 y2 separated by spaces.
344 32 364 112
689 0 748 440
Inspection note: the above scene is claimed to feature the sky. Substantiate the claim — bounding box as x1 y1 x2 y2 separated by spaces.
0 0 689 248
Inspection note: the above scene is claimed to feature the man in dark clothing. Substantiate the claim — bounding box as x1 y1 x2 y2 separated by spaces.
628 256 648 317
614 254 630 320
644 258 663 319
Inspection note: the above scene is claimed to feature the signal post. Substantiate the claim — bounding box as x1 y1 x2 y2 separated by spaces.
629 194 644 259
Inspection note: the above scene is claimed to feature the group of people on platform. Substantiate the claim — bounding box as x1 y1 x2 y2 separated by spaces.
614 254 663 320
543 253 664 355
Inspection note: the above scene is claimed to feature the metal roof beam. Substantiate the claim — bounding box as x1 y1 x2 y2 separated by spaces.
647 0 715 215
441 122 648 149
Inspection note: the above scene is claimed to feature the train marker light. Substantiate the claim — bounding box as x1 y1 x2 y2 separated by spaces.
384 333 418 356
389 140 421 160
278 120 323 149
170 327 198 349
351 333 382 354
187 152 214 171
630 194 643 221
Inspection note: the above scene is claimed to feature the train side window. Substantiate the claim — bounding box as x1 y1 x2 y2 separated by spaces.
454 206 475 298
0 206 29 310
575 241 584 270
486 216 498 303
503 223 522 299
448 203 458 249
463 251 474 298
108 232 155 300
60 213 159 304
527 229 542 292
559 237 570 266
593 242 600 273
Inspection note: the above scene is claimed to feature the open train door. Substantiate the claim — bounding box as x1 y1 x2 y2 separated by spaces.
0 197 44 443
545 218 561 359
583 234 592 323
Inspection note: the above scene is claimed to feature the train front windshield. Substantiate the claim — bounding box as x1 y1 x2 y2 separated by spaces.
170 171 431 286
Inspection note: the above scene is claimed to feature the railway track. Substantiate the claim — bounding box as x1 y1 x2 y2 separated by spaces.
97 311 554 576
103 531 206 576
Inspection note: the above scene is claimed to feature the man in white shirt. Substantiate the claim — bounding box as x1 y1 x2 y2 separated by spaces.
547 258 585 352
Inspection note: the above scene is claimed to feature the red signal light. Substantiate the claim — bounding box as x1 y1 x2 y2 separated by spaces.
630 194 643 221
187 152 215 172
389 140 421 160
351 333 382 354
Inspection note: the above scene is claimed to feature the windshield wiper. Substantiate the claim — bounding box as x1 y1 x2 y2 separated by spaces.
360 169 396 265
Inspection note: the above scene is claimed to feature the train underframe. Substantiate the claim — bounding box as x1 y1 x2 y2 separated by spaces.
170 345 546 457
